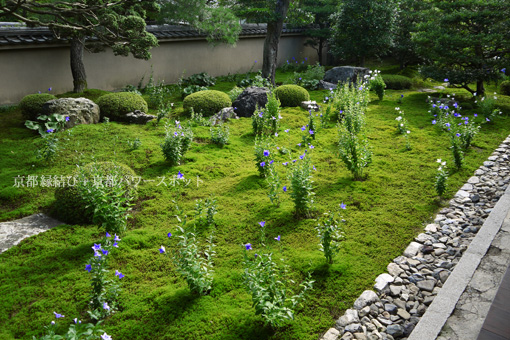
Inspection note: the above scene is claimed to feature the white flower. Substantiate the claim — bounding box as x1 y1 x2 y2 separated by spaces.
406 130 411 134
369 70 373 74
400 123 404 127
474 92 477 96
437 158 442 163
494 96 497 100
442 161 446 166
175 120 180 125
396 116 402 121
395 107 400 110
447 95 450 98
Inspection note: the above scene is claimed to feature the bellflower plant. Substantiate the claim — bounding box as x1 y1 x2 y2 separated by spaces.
252 91 281 135
161 120 194 165
435 159 448 197
242 241 314 327
162 206 216 295
254 135 276 177
315 206 346 264
210 123 230 146
289 152 315 214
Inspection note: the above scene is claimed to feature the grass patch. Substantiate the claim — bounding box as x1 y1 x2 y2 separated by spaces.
1 71 509 340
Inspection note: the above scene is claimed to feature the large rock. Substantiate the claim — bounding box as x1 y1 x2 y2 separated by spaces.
210 107 238 126
42 97 100 129
124 110 156 124
324 66 370 85
232 87 269 118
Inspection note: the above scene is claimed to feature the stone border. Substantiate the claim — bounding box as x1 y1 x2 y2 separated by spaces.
320 136 510 340
408 185 510 340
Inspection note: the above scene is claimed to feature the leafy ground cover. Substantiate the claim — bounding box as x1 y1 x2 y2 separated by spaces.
1 68 510 340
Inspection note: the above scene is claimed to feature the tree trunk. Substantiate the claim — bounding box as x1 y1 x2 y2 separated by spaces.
476 80 485 97
318 38 324 66
70 37 87 93
261 0 290 85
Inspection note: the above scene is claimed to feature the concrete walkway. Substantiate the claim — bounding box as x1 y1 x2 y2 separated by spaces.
409 185 510 340
0 213 64 253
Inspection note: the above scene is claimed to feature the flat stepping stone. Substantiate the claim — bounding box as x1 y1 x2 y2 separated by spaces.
0 213 64 253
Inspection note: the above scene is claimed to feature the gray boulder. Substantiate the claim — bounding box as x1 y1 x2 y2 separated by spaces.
319 80 338 90
210 107 238 126
324 66 370 85
42 97 100 129
124 110 156 124
232 86 269 118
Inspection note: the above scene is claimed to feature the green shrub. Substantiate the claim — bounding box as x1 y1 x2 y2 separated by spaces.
53 162 138 225
274 85 310 107
182 90 232 116
381 75 412 90
97 92 148 121
500 81 510 96
181 72 216 87
19 93 57 120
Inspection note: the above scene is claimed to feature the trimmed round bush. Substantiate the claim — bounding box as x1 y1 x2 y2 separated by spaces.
97 92 148 121
500 81 510 96
19 93 58 120
183 90 231 116
274 85 310 107
381 75 412 90
53 162 138 225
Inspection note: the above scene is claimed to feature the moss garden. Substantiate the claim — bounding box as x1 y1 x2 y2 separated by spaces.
1 64 510 340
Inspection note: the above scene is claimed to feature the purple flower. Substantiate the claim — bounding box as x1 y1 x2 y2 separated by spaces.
269 160 274 165
283 186 287 192
299 154 305 160
486 118 490 122
115 270 124 279
106 232 111 238
177 171 184 179
263 150 270 157
46 129 54 133
260 161 266 167
274 235 280 241
259 221 265 228
299 77 302 80
92 244 101 251
51 321 55 325
313 165 316 171
113 242 118 248
445 123 450 127
103 302 110 311
502 68 506 73
94 251 101 257
254 60 257 63
340 202 347 209
168 232 172 238
309 145 314 149
85 264 92 272
159 246 166 254
245 243 252 250
174 132 178 137
301 126 306 131
73 318 79 324
65 116 70 122
297 143 301 146
309 130 314 135
285 129 289 133
48 87 52 92
444 78 449 82
474 114 478 117
432 120 436 125
258 112 263 118
53 312 64 319
292 159 297 163
282 162 288 166
401 94 404 98
102 249 109 256
456 133 461 137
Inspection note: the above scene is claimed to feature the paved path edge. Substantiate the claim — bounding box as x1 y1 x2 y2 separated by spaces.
408 184 510 340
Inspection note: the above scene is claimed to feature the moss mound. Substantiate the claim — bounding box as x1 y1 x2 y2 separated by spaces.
182 90 231 116
96 92 148 121
500 81 510 96
19 93 58 120
381 75 412 90
274 85 310 107
53 162 138 225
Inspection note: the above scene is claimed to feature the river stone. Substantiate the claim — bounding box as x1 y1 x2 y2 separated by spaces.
386 324 404 338
417 279 436 292
387 263 404 277
336 309 360 327
210 107 238 126
42 97 100 129
374 273 394 292
403 242 422 257
232 86 269 117
324 66 370 85
354 290 380 309
321 328 340 340
345 323 362 333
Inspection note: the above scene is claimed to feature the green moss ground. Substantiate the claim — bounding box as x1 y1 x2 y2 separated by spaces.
1 70 510 339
